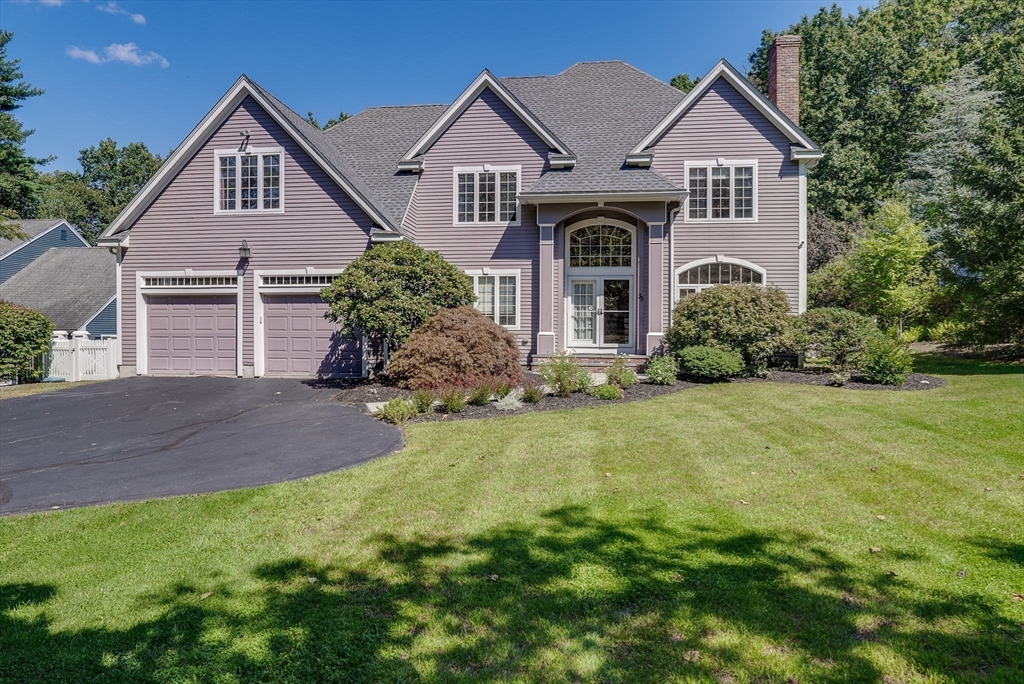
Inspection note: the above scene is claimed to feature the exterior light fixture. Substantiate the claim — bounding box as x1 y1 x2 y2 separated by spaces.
239 240 251 260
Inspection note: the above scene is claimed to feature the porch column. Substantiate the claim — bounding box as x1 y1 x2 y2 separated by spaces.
538 224 556 355
646 222 665 352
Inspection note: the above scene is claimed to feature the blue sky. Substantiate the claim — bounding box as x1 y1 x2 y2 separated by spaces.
3 0 870 171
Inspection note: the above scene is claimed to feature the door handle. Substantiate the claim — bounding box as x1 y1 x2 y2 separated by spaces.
596 309 603 316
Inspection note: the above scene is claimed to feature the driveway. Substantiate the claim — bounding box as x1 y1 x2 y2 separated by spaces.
0 377 403 516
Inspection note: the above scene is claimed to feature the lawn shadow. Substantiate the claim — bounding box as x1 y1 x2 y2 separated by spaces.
3 507 1021 682
912 353 1024 377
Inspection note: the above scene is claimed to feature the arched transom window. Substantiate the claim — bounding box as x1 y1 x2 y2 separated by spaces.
569 225 633 268
676 260 763 300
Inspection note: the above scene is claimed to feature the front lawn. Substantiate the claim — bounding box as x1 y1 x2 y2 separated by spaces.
1 355 1022 683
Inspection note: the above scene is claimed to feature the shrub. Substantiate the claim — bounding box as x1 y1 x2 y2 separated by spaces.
0 301 52 382
321 241 475 352
605 355 638 388
438 386 467 413
521 380 544 404
468 383 493 406
927 319 966 344
677 345 744 382
644 354 678 385
858 335 913 385
790 308 877 370
539 352 591 397
383 306 523 390
827 371 851 387
590 382 623 400
665 284 791 373
377 397 418 424
493 381 514 399
495 393 522 412
411 389 435 415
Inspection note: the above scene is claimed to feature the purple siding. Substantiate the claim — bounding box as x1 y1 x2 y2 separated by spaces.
653 78 801 311
408 88 549 356
120 97 375 368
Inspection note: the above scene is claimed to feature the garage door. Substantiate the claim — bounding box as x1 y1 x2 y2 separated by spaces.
148 295 236 375
264 294 362 377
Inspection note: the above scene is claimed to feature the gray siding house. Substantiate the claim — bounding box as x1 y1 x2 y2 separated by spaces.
0 219 89 284
99 37 821 378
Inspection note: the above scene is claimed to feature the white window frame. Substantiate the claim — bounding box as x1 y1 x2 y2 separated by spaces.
452 165 521 227
564 218 637 276
213 147 286 215
683 159 758 223
673 256 767 304
466 268 521 329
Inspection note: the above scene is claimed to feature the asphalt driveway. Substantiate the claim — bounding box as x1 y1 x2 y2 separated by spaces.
0 377 403 516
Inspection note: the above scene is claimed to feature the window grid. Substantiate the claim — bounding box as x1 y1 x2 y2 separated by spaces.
569 225 633 268
688 168 707 219
219 157 237 210
457 173 475 223
478 172 496 223
261 275 337 286
263 154 280 209
675 262 762 300
240 155 259 210
455 169 518 224
733 166 753 218
498 276 516 326
499 172 517 221
216 150 283 213
711 167 731 219
687 164 755 220
144 277 238 287
472 274 517 327
475 276 495 317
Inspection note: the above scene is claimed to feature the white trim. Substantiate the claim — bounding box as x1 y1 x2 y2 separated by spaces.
683 159 759 223
115 246 123 366
212 146 285 215
564 217 637 277
564 276 636 353
402 70 573 162
672 256 768 304
0 220 88 261
520 190 686 204
630 59 819 156
452 165 522 227
465 268 522 330
80 294 117 332
100 76 398 240
136 269 242 376
798 161 808 313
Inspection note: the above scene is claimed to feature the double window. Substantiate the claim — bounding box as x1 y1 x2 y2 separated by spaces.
686 161 756 220
216 148 284 213
469 272 519 328
454 166 520 224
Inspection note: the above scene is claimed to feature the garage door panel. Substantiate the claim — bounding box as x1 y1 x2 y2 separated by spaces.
263 294 361 377
148 295 236 376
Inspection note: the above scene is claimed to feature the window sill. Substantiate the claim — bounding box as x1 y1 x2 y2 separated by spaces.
214 208 286 216
454 221 521 228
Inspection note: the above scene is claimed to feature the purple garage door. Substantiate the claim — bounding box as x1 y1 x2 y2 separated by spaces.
264 294 362 377
148 295 236 376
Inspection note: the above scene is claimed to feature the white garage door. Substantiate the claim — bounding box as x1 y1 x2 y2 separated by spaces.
148 295 236 376
264 294 362 377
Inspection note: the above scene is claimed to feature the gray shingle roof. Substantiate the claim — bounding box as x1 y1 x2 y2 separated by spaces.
501 61 687 195
0 219 69 258
323 105 448 229
0 247 115 331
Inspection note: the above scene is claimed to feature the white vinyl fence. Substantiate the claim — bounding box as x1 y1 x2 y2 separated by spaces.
44 332 120 381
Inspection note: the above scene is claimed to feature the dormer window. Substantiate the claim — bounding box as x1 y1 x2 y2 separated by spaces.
215 148 284 213
454 166 520 225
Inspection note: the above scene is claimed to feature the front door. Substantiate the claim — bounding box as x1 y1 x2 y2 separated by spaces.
569 277 633 350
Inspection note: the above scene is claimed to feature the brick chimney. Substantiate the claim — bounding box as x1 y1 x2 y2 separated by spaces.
768 34 801 125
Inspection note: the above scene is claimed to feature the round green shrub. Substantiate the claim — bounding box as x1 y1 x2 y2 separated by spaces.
539 352 591 397
590 382 623 400
0 300 52 382
383 306 522 390
858 335 913 385
677 345 745 382
644 354 678 385
665 284 791 373
377 397 418 424
790 307 877 370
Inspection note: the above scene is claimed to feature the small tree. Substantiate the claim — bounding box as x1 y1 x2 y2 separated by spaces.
0 300 52 381
320 241 475 353
789 307 877 370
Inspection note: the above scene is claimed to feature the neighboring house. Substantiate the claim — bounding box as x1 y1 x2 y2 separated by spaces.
0 248 117 338
98 36 821 378
0 219 90 284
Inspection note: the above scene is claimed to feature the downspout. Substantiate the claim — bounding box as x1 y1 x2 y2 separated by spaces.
668 205 681 328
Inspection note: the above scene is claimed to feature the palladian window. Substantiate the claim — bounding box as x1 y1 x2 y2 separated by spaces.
569 225 633 268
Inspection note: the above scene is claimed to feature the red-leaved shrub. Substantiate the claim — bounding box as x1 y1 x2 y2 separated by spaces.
383 306 522 390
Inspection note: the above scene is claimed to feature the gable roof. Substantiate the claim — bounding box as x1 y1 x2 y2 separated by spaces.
99 75 401 243
502 61 688 198
0 247 115 331
400 70 575 165
630 59 821 156
0 219 86 259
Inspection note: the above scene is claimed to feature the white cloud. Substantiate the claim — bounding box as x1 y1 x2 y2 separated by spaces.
67 42 169 68
38 0 68 7
97 1 146 25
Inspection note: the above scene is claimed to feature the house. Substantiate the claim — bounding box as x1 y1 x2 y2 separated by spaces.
0 247 117 338
0 219 90 284
98 35 820 378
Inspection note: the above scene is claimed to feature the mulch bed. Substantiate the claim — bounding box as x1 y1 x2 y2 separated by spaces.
743 369 946 391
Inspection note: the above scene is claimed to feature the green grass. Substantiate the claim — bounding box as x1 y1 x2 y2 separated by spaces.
0 380 103 401
1 355 1022 683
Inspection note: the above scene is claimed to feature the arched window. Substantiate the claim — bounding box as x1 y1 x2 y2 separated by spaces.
569 225 633 268
675 259 764 300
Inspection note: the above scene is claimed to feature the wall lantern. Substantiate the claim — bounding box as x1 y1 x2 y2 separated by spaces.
239 240 251 260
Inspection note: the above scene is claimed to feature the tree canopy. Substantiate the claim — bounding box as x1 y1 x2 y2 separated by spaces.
306 110 350 130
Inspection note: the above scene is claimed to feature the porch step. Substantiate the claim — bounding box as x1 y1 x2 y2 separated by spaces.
530 354 648 372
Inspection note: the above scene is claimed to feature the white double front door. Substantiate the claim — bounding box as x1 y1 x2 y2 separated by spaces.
569 277 633 350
